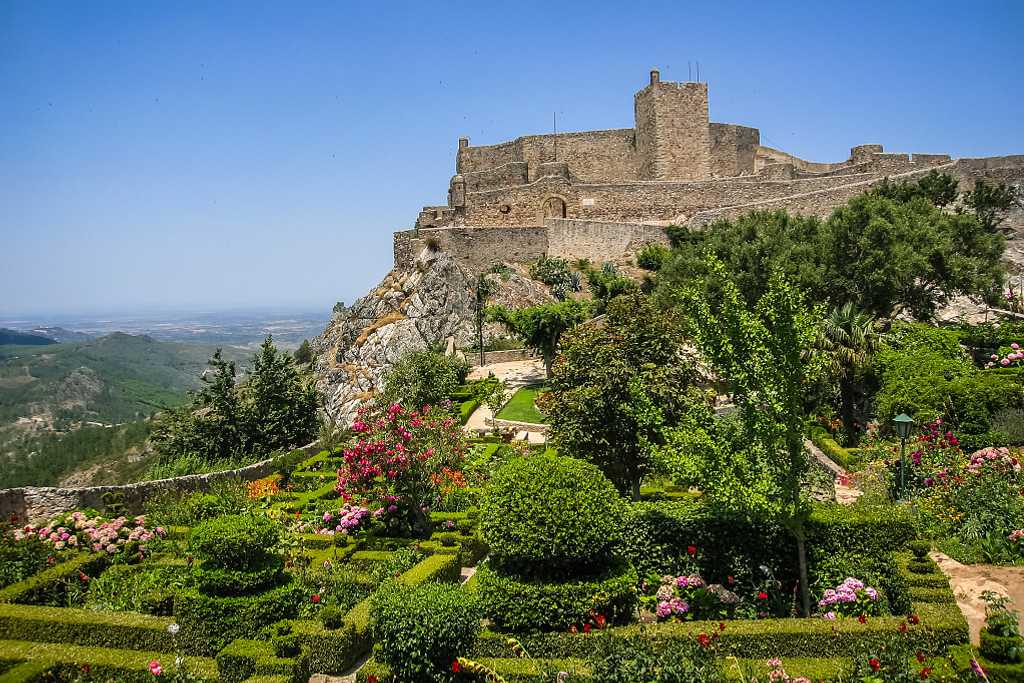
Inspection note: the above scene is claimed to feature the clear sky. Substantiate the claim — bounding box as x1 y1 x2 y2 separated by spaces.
2 1 1022 316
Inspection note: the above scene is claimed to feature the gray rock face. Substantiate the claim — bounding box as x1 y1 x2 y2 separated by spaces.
312 250 478 425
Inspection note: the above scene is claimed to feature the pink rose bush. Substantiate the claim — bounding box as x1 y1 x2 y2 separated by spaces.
817 577 880 618
336 403 468 536
985 341 1023 368
10 511 165 560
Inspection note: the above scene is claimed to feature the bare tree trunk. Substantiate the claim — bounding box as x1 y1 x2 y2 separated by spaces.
794 525 811 617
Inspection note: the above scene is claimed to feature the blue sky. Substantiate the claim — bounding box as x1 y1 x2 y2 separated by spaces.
2 1 1022 316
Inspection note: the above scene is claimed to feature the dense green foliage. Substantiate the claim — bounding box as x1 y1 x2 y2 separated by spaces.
0 420 152 489
476 558 637 632
370 581 481 682
480 454 624 574
487 300 591 377
529 257 581 300
583 262 637 313
151 336 320 468
545 292 700 498
816 303 881 446
635 243 671 272
658 172 1011 321
379 349 470 410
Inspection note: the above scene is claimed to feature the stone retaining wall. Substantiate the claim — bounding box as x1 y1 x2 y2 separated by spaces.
470 348 538 365
0 443 321 524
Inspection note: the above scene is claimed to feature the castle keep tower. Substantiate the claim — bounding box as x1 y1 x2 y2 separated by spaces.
634 68 711 181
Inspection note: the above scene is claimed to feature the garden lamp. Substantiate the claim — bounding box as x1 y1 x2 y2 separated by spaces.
892 413 915 499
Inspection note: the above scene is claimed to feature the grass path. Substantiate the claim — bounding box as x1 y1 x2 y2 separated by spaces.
496 386 547 424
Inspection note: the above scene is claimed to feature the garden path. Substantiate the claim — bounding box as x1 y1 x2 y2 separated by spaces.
931 551 1024 644
804 439 861 505
464 359 546 436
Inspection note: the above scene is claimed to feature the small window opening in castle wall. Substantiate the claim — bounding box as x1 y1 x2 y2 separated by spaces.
581 198 595 207
542 196 566 218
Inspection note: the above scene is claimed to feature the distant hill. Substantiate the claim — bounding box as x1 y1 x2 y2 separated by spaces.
0 332 248 428
0 329 57 346
28 327 94 343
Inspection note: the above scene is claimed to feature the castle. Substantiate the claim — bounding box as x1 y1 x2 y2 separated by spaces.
393 70 1022 274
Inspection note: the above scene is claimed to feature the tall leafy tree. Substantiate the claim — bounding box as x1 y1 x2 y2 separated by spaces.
544 292 700 500
677 259 820 615
486 300 591 377
817 303 882 446
243 336 321 455
822 193 1005 319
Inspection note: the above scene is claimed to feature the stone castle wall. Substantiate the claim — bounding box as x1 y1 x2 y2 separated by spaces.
546 218 670 262
0 443 322 524
710 123 760 177
635 78 710 181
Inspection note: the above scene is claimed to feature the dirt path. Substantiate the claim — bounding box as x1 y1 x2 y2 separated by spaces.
931 551 1024 644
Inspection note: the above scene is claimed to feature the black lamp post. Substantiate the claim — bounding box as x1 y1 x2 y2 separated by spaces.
893 413 916 499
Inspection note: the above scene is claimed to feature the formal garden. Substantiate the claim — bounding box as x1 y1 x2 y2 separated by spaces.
1 172 1023 682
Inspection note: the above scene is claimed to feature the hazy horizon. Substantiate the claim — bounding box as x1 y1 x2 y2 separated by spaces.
3 1 1022 316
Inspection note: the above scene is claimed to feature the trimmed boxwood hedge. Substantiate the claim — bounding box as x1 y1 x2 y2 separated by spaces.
809 426 861 469
0 553 107 606
0 639 217 681
980 628 1024 664
174 579 305 656
476 559 637 632
470 602 967 660
290 552 461 675
215 639 307 683
0 603 175 651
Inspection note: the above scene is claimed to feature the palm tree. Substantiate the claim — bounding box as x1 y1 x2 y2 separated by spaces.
818 302 881 446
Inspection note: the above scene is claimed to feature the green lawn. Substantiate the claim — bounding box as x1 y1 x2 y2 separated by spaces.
496 386 548 424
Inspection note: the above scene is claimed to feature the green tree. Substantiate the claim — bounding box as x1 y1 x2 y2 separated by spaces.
677 259 820 615
584 262 637 313
817 303 882 446
292 339 312 364
243 336 321 454
964 178 1022 233
544 292 700 499
486 300 591 378
381 349 470 410
870 169 960 207
473 272 499 366
822 193 1005 319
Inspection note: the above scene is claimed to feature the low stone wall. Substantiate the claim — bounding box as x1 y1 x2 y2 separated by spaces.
0 443 322 524
471 348 538 365
491 418 548 434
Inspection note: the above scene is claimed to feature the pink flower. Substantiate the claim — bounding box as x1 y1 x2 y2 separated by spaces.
149 660 162 676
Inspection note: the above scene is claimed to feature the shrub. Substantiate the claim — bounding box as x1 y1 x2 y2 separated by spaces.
379 349 470 411
908 540 930 559
589 631 722 682
635 243 671 272
476 559 637 633
370 581 481 682
174 580 305 656
480 454 625 574
188 514 282 577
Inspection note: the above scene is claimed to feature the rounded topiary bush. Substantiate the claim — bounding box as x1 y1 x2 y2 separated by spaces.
370 581 481 682
476 558 637 632
981 628 1024 664
189 514 281 570
481 454 625 573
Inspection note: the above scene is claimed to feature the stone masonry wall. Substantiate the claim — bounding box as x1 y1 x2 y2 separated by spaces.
710 123 760 177
546 218 669 262
417 226 548 272
634 80 710 181
0 443 321 525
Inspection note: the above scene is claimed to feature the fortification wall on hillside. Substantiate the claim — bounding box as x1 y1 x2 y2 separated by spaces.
710 123 760 177
546 218 670 261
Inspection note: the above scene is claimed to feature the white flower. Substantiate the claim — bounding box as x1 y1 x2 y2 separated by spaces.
167 623 180 636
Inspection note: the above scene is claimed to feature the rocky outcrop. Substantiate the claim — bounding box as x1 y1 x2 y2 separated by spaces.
313 249 477 424
313 249 555 425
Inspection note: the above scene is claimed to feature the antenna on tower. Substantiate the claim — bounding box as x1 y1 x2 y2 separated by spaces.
696 61 700 82
688 61 692 81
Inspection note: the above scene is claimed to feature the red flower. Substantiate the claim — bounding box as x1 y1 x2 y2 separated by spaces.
899 622 908 633
718 622 726 631
726 575 734 586
451 660 461 673
757 591 768 600
920 667 931 679
909 613 920 625
687 545 697 555
311 594 321 604
916 651 925 663
583 623 591 633
697 633 711 648
367 676 378 683
858 614 866 624
869 658 881 672
595 614 606 628
78 571 90 583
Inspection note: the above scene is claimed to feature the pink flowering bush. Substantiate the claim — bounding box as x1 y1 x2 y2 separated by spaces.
337 403 469 537
986 341 1023 368
763 658 811 683
11 511 166 562
289 505 371 537
816 576 880 618
641 571 741 622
